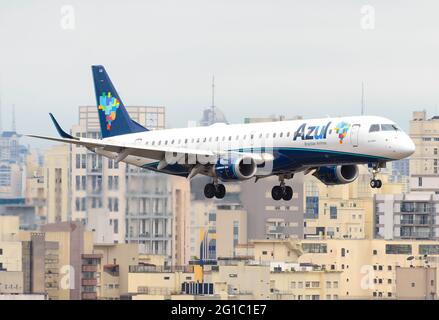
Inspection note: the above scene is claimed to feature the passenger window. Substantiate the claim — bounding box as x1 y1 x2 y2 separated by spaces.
259 133 263 138
280 132 283 138
243 135 247 139
251 134 254 139
184 139 188 144
215 137 219 141
229 136 232 141
236 135 239 140
209 137 212 142
287 132 291 137
152 141 155 145
273 133 276 138
158 141 161 145
222 136 225 141
165 140 168 145
369 124 380 132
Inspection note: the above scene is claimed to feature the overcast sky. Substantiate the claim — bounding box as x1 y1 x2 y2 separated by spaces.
1 0 439 148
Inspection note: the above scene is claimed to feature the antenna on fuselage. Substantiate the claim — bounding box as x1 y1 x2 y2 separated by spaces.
361 82 365 115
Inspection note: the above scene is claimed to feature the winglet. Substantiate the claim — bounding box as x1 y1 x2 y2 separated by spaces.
49 113 77 140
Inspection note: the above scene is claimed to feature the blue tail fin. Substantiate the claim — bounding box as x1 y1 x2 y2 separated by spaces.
92 65 148 138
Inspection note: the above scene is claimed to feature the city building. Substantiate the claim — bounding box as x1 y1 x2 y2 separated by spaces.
0 130 27 199
395 266 436 299
375 192 439 240
298 238 439 299
0 216 24 295
37 221 95 300
409 110 439 193
93 243 139 299
43 145 70 223
21 232 59 299
303 165 405 240
70 105 165 244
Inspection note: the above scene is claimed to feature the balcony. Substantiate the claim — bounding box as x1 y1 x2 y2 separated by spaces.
82 279 97 286
82 265 98 272
82 292 97 300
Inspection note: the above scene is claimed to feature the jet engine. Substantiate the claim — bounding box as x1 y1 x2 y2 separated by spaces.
312 164 359 185
213 155 258 181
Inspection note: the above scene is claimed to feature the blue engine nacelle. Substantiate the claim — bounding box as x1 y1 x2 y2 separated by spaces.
312 164 359 185
213 155 258 181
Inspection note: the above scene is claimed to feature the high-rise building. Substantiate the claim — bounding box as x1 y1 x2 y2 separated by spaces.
21 232 59 299
0 131 27 199
375 193 439 240
303 166 405 240
70 105 165 244
409 110 439 193
43 145 70 223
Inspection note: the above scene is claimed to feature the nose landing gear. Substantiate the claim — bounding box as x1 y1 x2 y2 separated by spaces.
370 163 384 189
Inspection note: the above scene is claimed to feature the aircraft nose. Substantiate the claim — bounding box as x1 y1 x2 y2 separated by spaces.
397 135 415 158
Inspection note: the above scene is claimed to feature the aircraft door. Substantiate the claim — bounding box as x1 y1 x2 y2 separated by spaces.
350 124 360 147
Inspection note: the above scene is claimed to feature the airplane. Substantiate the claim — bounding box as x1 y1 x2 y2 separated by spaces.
28 65 416 201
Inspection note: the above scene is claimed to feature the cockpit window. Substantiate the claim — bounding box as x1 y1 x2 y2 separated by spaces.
369 124 380 132
381 124 400 131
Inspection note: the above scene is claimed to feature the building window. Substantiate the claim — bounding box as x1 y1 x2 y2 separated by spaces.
302 243 327 253
419 245 439 255
113 219 118 234
418 177 422 187
305 196 319 219
330 206 337 219
76 154 80 169
385 244 412 255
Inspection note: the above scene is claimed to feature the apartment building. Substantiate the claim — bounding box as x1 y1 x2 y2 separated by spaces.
0 216 23 295
70 105 165 244
93 243 139 299
21 232 59 299
43 145 70 223
409 110 439 193
375 192 439 240
187 186 247 264
298 238 439 299
304 165 405 240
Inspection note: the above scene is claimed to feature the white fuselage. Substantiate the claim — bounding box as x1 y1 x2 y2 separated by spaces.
95 115 415 177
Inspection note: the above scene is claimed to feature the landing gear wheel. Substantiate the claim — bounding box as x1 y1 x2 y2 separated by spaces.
376 179 382 188
215 184 226 199
204 183 216 198
282 186 293 201
370 179 382 189
271 186 283 201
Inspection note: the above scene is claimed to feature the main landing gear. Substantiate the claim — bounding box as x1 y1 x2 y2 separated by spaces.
204 180 226 199
271 175 293 201
370 163 383 189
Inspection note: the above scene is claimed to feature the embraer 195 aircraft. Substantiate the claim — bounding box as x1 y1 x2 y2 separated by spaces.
29 65 415 201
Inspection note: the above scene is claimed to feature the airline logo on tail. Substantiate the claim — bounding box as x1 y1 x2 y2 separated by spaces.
98 92 120 130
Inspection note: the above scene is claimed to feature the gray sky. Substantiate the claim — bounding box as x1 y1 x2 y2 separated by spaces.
1 0 439 148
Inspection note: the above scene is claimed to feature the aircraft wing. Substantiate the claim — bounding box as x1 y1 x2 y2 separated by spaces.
27 134 216 164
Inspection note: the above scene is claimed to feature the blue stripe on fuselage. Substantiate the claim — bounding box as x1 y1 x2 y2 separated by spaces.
141 147 391 176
